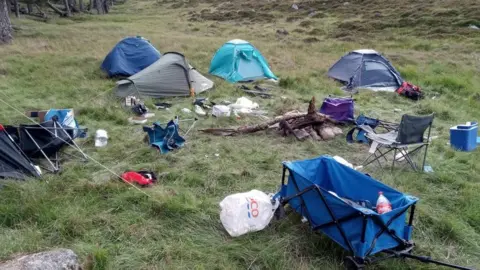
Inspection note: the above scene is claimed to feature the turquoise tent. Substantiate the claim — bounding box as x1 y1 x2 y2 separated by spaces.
209 39 278 83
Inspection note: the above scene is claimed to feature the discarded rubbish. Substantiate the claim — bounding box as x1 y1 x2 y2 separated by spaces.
291 3 299 10
195 105 206 116
121 171 157 187
212 105 231 117
181 108 192 114
95 129 108 147
154 102 172 109
468 24 479 30
219 190 279 237
230 97 259 110
376 191 392 214
333 156 354 169
394 108 402 112
128 117 148 125
423 165 434 173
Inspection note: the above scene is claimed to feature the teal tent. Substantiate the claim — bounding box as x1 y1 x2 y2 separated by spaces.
209 39 278 83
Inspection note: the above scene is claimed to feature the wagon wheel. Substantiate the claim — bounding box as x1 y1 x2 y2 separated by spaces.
343 256 365 270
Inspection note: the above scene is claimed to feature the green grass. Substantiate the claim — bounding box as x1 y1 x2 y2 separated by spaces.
1 0 480 269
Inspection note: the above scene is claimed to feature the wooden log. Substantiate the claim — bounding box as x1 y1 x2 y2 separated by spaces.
47 1 65 16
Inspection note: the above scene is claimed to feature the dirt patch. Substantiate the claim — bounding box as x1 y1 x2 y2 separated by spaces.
190 9 275 23
307 28 325 36
299 20 313 28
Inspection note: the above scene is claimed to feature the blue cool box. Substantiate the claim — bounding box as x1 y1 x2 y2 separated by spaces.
450 122 478 151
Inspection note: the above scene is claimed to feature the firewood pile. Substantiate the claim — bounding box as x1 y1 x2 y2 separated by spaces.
200 97 343 141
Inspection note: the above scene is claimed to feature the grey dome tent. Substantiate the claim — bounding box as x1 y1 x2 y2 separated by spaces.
328 49 403 92
0 125 40 180
115 52 214 98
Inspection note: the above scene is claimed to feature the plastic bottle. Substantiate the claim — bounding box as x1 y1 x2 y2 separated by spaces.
376 192 392 214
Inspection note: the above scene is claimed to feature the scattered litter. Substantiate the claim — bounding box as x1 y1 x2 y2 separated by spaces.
230 97 259 110
194 98 211 109
238 85 272 99
423 165 434 173
432 96 437 100
301 216 308 223
291 3 299 10
143 120 186 154
125 96 139 107
214 153 220 157
143 113 155 118
468 24 479 30
154 102 172 109
219 190 280 237
393 108 402 113
281 96 287 100
128 117 148 125
132 103 148 116
181 108 192 114
95 129 108 147
212 105 231 117
121 171 157 187
343 1 349 5
220 100 232 105
195 105 206 116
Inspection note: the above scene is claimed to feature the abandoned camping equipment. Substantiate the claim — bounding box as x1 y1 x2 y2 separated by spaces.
121 170 157 187
318 96 354 123
4 113 87 173
396 81 424 100
0 124 41 180
143 117 197 154
276 155 473 270
101 36 161 77
346 114 399 144
115 52 213 98
362 114 434 172
209 39 277 83
328 49 403 92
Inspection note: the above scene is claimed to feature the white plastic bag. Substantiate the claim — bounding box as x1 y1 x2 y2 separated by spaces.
219 190 279 237
212 105 231 117
229 97 259 110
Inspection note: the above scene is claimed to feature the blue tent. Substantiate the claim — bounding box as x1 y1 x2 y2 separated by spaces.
209 39 277 83
101 37 161 77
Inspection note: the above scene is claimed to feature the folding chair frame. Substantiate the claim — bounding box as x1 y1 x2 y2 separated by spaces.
279 166 472 270
362 117 433 172
20 121 87 173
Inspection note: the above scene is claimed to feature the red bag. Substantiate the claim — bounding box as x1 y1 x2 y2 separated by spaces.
396 82 423 100
121 171 155 186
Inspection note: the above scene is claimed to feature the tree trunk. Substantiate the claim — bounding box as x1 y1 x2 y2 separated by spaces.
47 1 65 16
89 0 94 11
26 2 32 13
78 0 83 11
95 0 104 14
0 0 13 44
68 0 78 12
6 0 11 14
13 0 18 17
63 0 71 16
102 0 108 13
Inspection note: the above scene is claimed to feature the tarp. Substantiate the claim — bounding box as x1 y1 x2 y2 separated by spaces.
101 37 161 77
115 52 213 98
209 39 277 83
328 50 403 92
282 156 418 258
0 125 39 180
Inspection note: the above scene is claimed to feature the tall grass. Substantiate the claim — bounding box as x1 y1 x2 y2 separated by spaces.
0 0 480 269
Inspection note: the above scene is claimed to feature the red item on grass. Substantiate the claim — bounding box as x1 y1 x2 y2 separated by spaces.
121 171 154 186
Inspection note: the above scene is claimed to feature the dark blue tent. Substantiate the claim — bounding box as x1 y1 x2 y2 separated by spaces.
328 49 403 92
101 37 161 77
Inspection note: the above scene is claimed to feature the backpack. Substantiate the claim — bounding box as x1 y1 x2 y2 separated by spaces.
396 82 423 100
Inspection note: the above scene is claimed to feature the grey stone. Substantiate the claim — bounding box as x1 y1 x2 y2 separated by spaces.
0 249 80 270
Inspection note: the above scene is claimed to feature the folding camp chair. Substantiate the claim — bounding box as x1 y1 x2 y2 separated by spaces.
362 114 434 172
276 156 473 270
7 118 87 173
143 117 196 154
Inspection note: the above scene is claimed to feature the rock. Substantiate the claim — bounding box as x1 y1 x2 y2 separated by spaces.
331 126 343 135
0 249 80 270
291 3 299 10
276 29 289 35
343 2 350 5
293 129 310 140
309 129 322 141
319 127 335 140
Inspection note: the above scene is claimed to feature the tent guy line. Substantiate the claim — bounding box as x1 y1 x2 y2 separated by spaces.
0 93 162 205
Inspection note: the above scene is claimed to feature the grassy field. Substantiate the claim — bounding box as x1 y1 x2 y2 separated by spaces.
1 0 480 269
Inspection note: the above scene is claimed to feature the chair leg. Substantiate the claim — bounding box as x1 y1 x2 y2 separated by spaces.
391 148 397 172
422 144 429 172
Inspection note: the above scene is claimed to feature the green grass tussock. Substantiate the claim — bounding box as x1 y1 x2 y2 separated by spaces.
0 0 480 269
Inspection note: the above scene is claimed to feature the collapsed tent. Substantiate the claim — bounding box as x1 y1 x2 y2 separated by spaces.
328 49 403 92
209 39 278 83
115 52 214 98
101 36 161 77
0 125 40 180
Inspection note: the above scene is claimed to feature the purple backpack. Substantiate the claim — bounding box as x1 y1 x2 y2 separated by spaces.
319 97 354 122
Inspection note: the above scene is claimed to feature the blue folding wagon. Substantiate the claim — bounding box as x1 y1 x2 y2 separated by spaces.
277 156 473 270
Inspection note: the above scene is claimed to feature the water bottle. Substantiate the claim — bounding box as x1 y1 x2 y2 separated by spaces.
376 192 392 214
